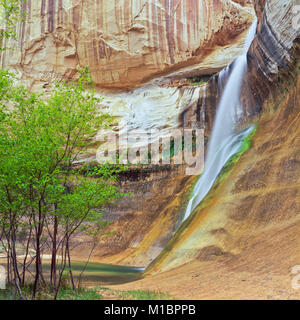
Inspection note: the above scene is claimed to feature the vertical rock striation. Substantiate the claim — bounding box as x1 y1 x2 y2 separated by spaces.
0 0 253 89
183 0 300 132
145 0 300 274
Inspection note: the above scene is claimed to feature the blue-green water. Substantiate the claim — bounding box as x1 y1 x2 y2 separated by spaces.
44 261 144 285
0 260 144 287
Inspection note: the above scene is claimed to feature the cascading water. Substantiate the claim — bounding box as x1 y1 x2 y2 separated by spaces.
183 18 258 221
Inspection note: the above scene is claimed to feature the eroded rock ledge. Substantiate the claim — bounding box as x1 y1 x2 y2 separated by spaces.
0 0 253 90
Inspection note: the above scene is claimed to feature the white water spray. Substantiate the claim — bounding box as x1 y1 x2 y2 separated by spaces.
183 19 258 221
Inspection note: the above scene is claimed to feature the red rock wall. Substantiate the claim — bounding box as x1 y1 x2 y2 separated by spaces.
0 0 253 89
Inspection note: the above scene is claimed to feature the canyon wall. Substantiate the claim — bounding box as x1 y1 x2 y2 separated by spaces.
182 0 300 132
0 1 254 265
110 1 300 299
72 166 196 266
145 0 300 273
0 0 253 89
76 0 300 271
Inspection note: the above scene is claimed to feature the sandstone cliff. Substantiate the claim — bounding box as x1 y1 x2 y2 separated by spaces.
181 0 300 132
69 0 300 272
103 0 300 299
0 0 253 89
146 0 300 272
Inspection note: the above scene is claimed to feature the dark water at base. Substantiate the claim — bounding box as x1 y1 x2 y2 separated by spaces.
0 260 144 286
44 261 145 285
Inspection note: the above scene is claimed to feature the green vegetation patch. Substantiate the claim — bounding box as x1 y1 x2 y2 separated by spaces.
97 287 171 300
118 290 171 300
56 286 102 300
188 75 211 86
216 125 258 184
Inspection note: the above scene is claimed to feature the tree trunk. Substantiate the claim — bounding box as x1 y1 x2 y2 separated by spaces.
32 232 40 299
11 229 24 300
50 215 58 292
22 222 32 287
67 238 75 290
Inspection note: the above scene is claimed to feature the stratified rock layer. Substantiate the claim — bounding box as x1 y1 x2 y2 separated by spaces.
107 1 300 299
0 0 253 89
146 0 300 273
182 0 300 132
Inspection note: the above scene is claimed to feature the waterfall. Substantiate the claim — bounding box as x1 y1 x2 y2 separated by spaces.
183 18 258 221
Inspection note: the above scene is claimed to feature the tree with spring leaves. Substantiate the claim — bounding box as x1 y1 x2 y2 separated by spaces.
0 0 126 300
0 67 126 299
0 0 26 51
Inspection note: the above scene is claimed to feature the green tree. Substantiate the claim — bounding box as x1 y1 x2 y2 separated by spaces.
0 0 25 51
0 0 126 300
0 68 126 299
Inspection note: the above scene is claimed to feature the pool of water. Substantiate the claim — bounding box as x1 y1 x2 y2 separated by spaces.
0 260 144 286
44 261 145 285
